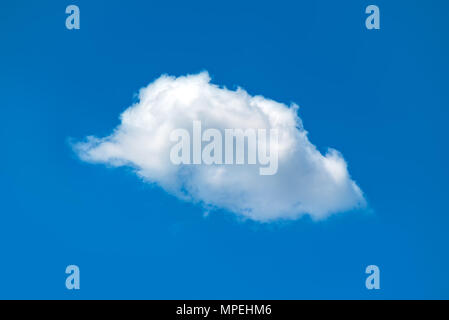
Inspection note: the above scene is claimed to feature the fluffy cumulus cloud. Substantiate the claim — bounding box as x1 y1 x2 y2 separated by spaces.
74 72 365 221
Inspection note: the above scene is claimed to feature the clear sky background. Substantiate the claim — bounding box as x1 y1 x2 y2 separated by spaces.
1 0 448 299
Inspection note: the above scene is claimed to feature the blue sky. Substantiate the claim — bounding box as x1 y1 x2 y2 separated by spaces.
1 0 449 299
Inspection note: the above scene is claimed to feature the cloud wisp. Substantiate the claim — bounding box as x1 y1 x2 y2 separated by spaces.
73 72 365 222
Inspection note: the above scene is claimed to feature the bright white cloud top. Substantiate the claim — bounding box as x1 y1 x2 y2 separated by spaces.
74 72 365 221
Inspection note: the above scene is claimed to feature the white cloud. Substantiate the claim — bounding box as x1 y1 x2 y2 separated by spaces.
73 72 365 222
